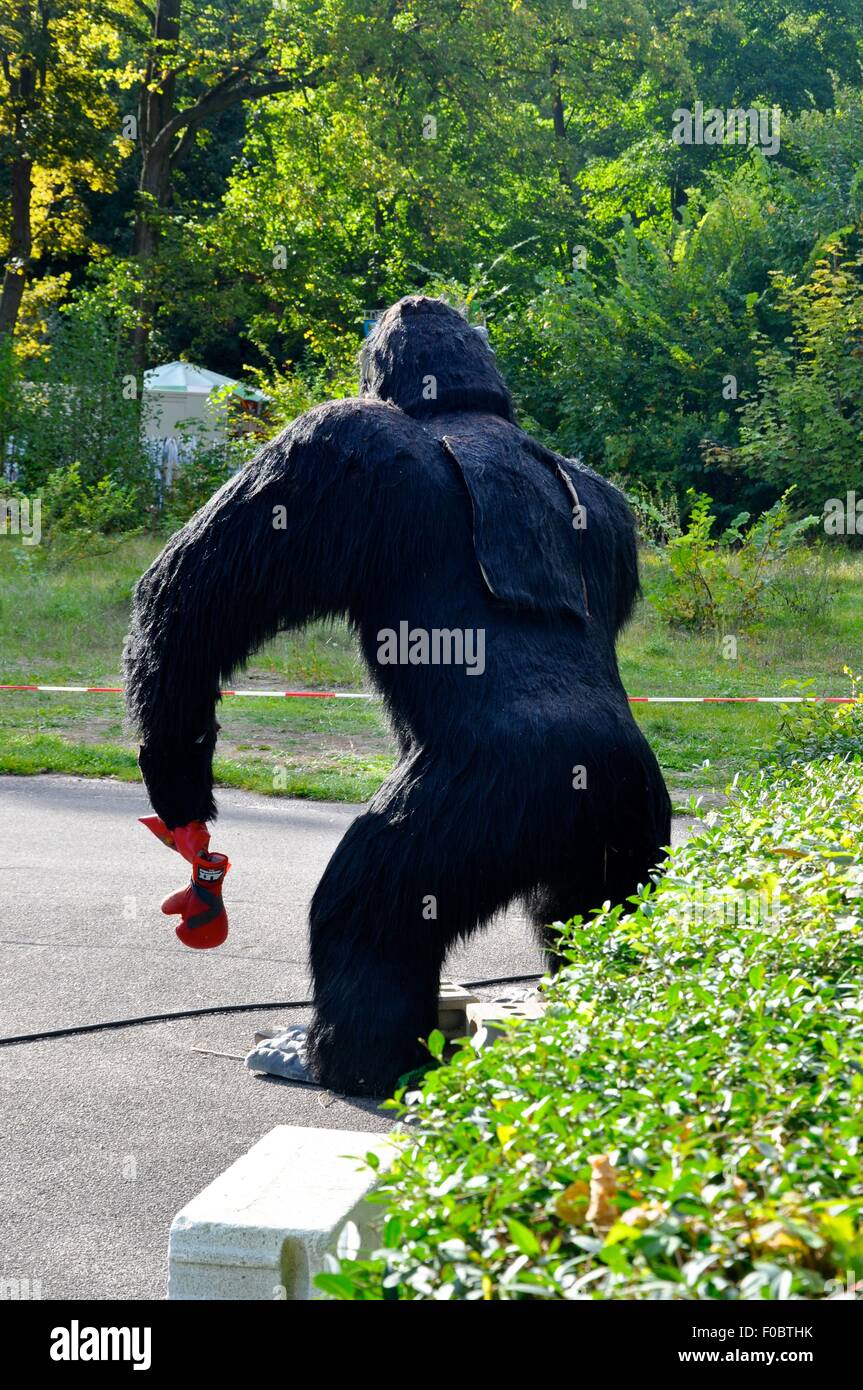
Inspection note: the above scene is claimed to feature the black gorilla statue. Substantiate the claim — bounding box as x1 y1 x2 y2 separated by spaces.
125 295 671 1095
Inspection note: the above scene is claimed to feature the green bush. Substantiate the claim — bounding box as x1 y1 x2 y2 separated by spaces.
773 672 863 765
611 476 682 550
9 300 153 510
648 489 821 634
323 757 863 1300
40 461 144 540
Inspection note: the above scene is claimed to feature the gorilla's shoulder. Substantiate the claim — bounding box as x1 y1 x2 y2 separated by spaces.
288 396 425 451
254 396 434 482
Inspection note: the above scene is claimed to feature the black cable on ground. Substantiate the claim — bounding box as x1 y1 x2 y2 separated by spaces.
0 972 542 1048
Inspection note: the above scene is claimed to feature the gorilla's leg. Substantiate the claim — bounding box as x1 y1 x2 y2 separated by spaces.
527 751 672 967
527 837 666 965
305 759 522 1096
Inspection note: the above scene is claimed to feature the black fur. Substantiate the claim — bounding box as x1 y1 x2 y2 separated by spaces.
125 295 671 1095
359 294 515 422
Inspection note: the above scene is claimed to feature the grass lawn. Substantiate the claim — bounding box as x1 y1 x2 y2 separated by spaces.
1 536 859 807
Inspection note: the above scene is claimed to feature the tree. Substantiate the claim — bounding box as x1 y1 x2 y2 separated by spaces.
733 237 863 516
0 1 122 341
113 0 349 365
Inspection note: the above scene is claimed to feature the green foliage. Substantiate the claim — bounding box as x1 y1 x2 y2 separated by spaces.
322 757 863 1300
206 0 652 369
10 300 151 505
7 5 863 528
39 461 144 544
493 94 863 519
0 331 22 463
248 351 357 433
614 478 682 550
495 166 776 505
0 0 129 346
732 239 863 519
649 489 820 633
158 436 253 531
772 671 863 766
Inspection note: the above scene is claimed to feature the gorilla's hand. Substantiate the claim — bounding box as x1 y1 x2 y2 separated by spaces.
140 814 231 949
160 849 230 950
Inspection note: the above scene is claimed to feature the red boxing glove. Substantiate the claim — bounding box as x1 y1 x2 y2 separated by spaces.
160 850 230 950
140 816 230 949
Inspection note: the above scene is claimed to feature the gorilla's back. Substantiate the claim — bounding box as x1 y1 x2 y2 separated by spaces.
338 402 641 758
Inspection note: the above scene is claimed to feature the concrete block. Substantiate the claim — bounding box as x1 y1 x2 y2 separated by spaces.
437 979 479 1038
168 1125 395 1300
466 999 545 1047
438 979 479 1008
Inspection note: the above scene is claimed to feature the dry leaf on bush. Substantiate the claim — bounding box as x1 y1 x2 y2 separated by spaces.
586 1154 618 1233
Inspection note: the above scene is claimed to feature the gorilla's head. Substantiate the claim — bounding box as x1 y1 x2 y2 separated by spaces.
359 295 514 422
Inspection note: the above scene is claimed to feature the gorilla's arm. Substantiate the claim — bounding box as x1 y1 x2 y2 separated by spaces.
123 399 396 827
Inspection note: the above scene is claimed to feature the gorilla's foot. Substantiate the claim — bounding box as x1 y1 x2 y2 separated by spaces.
305 1015 425 1098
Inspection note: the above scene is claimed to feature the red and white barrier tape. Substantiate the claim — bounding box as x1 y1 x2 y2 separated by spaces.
0 683 367 698
0 684 855 704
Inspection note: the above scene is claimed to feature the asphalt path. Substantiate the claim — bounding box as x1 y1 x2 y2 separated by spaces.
0 775 695 1300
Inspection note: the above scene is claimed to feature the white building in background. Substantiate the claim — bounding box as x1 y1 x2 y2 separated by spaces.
2 361 268 489
142 362 268 488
